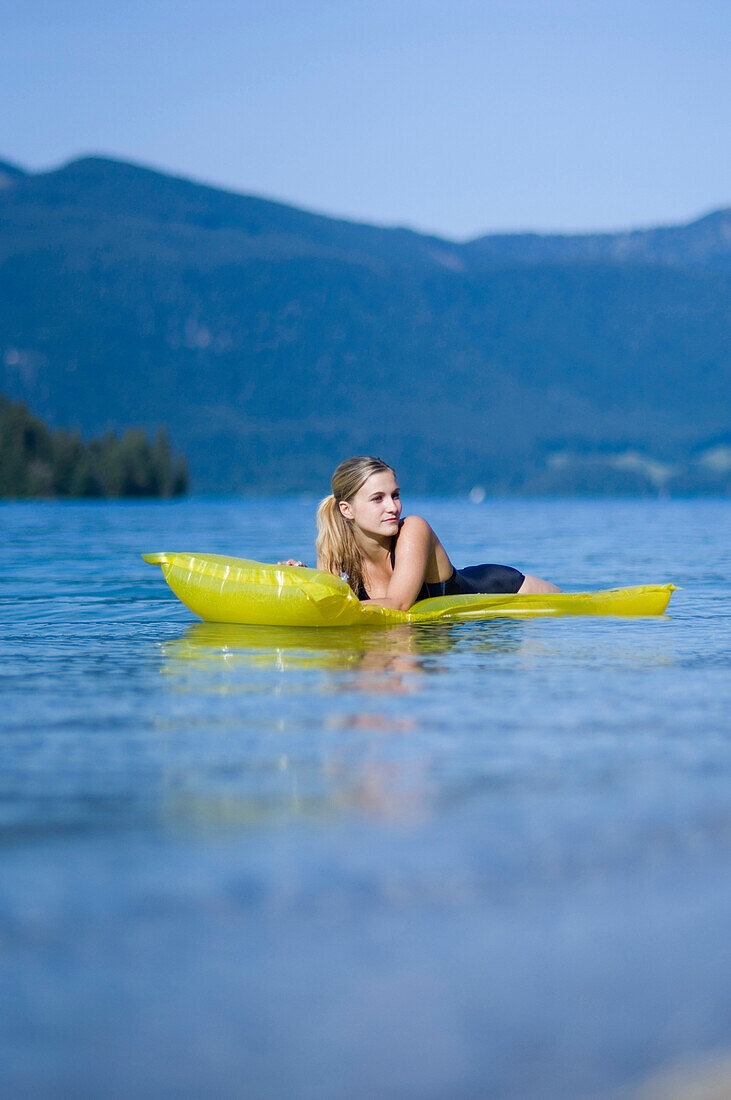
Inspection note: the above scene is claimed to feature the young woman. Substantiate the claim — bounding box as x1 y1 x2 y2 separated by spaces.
282 455 559 611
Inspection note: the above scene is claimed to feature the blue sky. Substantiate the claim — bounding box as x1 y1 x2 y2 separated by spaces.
3 0 730 237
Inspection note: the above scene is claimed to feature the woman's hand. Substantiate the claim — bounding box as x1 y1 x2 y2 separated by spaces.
277 558 306 567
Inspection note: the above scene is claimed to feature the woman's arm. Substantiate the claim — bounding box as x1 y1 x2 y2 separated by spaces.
366 515 434 611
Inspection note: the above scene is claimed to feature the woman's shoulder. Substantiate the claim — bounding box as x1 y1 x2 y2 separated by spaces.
396 514 450 564
396 514 435 543
399 513 432 532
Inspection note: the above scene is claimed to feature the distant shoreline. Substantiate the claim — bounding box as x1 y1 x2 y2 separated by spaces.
0 396 188 499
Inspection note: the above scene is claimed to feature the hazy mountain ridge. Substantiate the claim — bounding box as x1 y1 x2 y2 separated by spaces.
465 210 731 270
1 155 729 493
3 156 730 270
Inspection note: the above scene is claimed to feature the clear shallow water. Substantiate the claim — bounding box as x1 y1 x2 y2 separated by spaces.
1 497 730 1099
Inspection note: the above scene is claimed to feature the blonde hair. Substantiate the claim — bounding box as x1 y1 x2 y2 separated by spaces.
316 456 394 594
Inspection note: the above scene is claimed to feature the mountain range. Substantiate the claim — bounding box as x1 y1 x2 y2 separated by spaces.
1 155 729 493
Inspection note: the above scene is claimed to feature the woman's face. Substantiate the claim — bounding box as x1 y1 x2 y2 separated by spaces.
340 469 402 538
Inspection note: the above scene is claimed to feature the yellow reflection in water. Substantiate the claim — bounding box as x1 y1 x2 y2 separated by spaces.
159 621 443 696
161 620 524 680
155 620 526 830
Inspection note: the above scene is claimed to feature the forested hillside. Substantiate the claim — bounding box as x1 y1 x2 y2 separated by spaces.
1 155 729 493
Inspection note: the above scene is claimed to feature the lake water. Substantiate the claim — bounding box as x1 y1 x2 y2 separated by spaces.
1 496 730 1099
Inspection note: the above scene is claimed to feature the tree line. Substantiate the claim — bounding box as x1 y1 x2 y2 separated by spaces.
0 396 188 498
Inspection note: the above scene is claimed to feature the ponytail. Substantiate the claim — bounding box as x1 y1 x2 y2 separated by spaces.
316 494 365 595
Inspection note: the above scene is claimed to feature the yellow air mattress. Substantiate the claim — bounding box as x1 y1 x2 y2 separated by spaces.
143 552 676 626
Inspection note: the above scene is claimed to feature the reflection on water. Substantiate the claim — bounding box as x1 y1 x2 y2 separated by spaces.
162 619 525 679
156 620 527 828
153 618 689 831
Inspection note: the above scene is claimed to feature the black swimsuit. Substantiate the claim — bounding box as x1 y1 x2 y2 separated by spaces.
356 540 524 602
